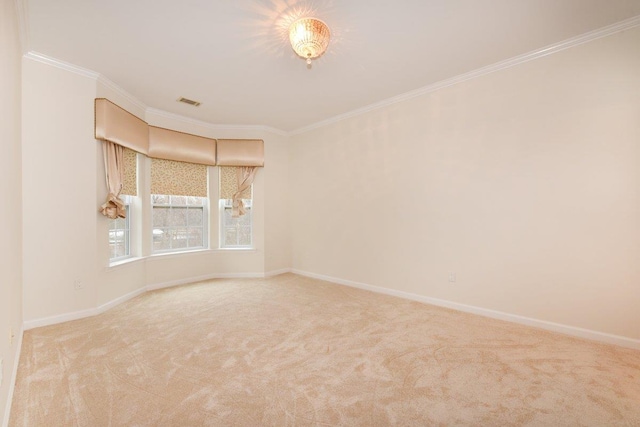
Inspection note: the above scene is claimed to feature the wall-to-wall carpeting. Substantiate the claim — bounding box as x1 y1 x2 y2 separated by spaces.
10 274 640 426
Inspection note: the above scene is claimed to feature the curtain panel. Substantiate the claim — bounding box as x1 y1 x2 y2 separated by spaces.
220 166 252 200
233 167 257 217
99 141 126 219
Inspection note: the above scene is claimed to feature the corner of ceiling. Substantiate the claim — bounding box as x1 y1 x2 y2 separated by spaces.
14 0 30 54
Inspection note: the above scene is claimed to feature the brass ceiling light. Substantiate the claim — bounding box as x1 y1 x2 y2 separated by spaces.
289 17 331 66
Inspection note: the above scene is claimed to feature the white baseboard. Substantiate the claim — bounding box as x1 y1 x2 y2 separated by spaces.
264 268 292 278
23 307 98 330
2 327 24 427
24 271 276 330
146 272 265 291
291 269 640 351
24 288 146 331
97 287 148 313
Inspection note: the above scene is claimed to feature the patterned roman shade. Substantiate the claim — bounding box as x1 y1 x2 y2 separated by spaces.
220 167 251 200
120 148 137 196
151 158 208 197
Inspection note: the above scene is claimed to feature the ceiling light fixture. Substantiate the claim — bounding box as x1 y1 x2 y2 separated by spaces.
289 17 331 66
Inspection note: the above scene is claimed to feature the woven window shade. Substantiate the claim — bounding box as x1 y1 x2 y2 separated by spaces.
151 158 208 197
120 148 137 196
220 167 252 200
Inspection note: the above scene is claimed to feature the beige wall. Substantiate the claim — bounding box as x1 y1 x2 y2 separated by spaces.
290 28 640 340
264 132 291 273
22 58 99 321
0 0 23 422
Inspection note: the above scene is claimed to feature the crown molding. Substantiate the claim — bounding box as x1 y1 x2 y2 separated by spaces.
24 51 99 80
14 0 29 54
24 52 147 113
145 107 289 137
290 15 640 136
96 75 148 113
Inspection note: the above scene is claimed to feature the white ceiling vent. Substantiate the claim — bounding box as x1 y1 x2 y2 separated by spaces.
178 97 201 107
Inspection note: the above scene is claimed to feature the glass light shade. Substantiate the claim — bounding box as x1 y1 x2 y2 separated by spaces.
289 18 331 64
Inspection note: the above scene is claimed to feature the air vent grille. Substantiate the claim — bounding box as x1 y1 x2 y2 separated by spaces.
178 97 201 106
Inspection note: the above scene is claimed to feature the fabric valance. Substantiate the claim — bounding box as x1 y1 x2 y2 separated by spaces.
95 98 149 154
148 126 216 166
216 139 264 167
95 99 264 167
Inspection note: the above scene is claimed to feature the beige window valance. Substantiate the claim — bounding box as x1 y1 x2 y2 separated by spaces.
149 126 216 166
94 98 265 167
95 98 149 154
217 139 264 167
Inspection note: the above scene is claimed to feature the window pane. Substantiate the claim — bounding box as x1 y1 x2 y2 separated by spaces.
171 228 188 249
113 242 126 258
223 207 233 222
114 217 126 229
152 228 169 251
153 206 169 227
188 228 203 247
152 195 207 253
238 209 251 226
220 199 251 248
188 208 203 226
109 203 131 261
170 195 187 206
187 196 204 206
152 194 169 205
238 227 251 246
168 207 188 227
225 228 238 246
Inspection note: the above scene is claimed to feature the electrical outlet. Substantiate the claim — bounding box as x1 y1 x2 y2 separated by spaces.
74 280 84 290
448 272 456 283
9 328 13 346
0 358 3 387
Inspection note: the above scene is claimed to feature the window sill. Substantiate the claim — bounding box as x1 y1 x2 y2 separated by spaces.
149 248 210 259
147 248 257 261
108 256 145 269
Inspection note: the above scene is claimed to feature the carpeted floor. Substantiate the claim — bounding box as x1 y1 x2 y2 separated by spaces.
9 273 640 426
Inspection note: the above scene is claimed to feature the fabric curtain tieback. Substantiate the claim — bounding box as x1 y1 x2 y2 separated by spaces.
99 140 126 219
232 166 257 217
100 192 126 219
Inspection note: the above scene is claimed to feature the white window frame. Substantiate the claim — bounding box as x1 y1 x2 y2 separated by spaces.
151 195 208 254
219 198 253 249
108 196 132 262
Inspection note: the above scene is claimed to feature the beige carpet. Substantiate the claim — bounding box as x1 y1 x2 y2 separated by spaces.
9 273 640 426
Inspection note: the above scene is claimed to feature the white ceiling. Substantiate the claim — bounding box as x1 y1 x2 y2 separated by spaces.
25 0 640 132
